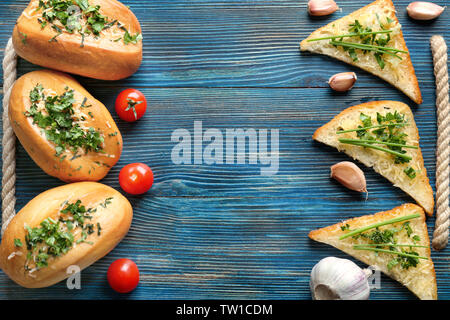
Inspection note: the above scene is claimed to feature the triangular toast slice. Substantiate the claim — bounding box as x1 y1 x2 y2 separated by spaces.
309 203 437 300
313 100 434 215
300 0 422 104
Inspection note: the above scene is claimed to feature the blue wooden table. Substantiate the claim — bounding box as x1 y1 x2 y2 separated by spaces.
0 0 449 300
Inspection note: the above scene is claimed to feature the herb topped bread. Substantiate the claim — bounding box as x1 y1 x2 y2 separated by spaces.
9 69 123 182
313 100 434 215
0 182 133 288
300 0 422 104
309 204 437 300
12 0 142 80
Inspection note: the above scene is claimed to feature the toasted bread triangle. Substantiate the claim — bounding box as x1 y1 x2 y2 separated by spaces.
309 204 437 300
300 0 422 104
313 100 434 215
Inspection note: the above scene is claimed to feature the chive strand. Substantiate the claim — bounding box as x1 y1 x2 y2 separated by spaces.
353 243 428 248
353 247 428 260
330 40 408 53
336 123 406 134
307 30 393 42
338 138 418 149
338 139 412 160
329 41 403 59
339 213 421 240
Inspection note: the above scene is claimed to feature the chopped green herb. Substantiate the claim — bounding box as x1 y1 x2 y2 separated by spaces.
341 213 426 270
80 97 91 108
404 166 416 179
403 221 413 237
36 0 142 46
37 18 47 29
49 32 61 42
25 84 104 157
100 197 113 208
19 32 27 44
337 111 417 178
123 29 142 45
353 246 427 260
307 17 405 69
14 239 23 247
19 199 103 271
339 213 421 240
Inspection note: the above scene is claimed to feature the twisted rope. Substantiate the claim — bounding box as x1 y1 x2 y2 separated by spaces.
1 38 17 236
431 35 450 251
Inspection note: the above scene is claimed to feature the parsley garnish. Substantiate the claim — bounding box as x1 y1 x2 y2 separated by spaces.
404 166 416 179
100 197 113 208
339 213 427 270
24 217 74 270
36 0 142 46
337 111 417 178
123 29 143 45
14 239 23 247
307 16 406 69
339 213 420 240
19 32 27 44
19 199 104 271
25 84 104 157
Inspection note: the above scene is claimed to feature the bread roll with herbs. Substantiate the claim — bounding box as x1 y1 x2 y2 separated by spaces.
13 0 143 80
0 182 133 288
9 69 122 182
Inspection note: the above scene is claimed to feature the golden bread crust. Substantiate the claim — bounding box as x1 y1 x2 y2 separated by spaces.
9 69 122 182
300 0 422 104
313 100 434 215
0 182 133 288
309 203 437 300
12 0 142 80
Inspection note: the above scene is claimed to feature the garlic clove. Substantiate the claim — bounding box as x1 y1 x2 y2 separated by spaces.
310 257 370 300
330 161 367 192
308 0 339 17
406 2 445 20
328 72 357 92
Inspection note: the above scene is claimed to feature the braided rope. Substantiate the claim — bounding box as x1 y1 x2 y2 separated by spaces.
1 38 17 236
431 35 450 251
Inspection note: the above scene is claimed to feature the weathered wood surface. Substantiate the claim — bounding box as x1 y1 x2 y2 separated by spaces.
0 0 449 300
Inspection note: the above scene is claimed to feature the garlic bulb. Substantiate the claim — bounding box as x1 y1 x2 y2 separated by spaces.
310 257 370 300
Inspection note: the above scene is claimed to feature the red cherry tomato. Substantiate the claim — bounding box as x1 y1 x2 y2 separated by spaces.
115 89 147 122
119 163 154 195
107 258 140 293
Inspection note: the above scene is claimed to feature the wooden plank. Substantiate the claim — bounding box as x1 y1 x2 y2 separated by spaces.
12 87 437 200
4 87 449 299
0 1 447 92
0 197 447 300
0 0 448 300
